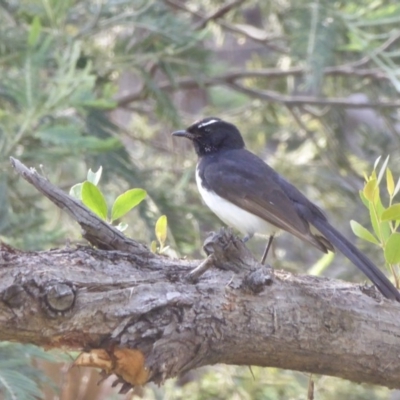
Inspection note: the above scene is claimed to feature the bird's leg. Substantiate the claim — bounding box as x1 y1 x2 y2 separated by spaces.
261 235 274 265
242 233 254 243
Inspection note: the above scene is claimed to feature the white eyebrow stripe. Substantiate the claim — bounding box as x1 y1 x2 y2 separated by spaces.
198 119 219 128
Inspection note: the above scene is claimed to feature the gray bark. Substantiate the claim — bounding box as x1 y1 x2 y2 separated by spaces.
1 158 400 391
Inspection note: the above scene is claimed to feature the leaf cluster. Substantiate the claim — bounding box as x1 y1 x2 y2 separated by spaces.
70 167 146 231
351 156 400 286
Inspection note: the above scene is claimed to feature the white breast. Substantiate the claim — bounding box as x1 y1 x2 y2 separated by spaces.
196 167 278 237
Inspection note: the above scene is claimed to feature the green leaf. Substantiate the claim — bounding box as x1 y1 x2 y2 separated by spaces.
363 178 378 203
350 220 380 245
369 196 391 243
155 215 168 247
384 233 400 264
381 204 400 221
150 240 158 253
69 183 82 200
81 181 108 220
111 189 147 221
359 190 369 208
87 166 103 186
28 16 41 47
387 168 395 197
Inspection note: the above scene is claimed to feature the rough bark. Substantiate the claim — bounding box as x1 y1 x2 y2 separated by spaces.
2 158 400 391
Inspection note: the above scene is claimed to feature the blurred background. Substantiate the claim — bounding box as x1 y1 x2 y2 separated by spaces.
1 0 400 398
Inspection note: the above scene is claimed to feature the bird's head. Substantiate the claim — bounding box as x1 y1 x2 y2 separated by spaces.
172 117 245 156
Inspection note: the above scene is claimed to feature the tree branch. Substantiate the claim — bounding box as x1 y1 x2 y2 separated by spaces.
116 67 395 108
228 81 400 108
164 0 285 52
194 0 246 30
3 158 400 392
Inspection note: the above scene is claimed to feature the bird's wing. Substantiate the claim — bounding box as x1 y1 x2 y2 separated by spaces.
201 149 331 252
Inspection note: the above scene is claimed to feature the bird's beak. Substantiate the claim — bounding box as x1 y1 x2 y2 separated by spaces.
172 130 193 139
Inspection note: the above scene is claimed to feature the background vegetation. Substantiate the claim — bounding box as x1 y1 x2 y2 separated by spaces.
1 0 400 398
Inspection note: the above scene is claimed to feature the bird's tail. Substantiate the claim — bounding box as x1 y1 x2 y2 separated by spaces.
312 218 400 301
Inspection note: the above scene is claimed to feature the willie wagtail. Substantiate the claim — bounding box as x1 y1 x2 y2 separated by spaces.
172 117 400 301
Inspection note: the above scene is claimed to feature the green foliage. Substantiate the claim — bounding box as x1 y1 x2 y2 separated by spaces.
350 220 380 245
384 233 400 264
342 2 400 91
111 189 147 222
284 1 340 94
1 0 206 250
0 342 59 400
81 182 108 220
382 204 400 221
143 366 390 400
70 167 170 254
351 157 400 285
152 215 168 253
70 167 147 225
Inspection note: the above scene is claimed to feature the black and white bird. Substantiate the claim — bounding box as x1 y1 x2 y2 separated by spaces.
172 117 400 301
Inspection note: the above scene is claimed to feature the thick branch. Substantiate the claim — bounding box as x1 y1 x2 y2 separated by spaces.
3 158 400 390
1 241 400 388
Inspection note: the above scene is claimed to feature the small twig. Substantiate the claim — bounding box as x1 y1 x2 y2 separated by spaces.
342 31 400 69
186 255 215 283
194 0 246 30
307 375 314 400
107 115 172 153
